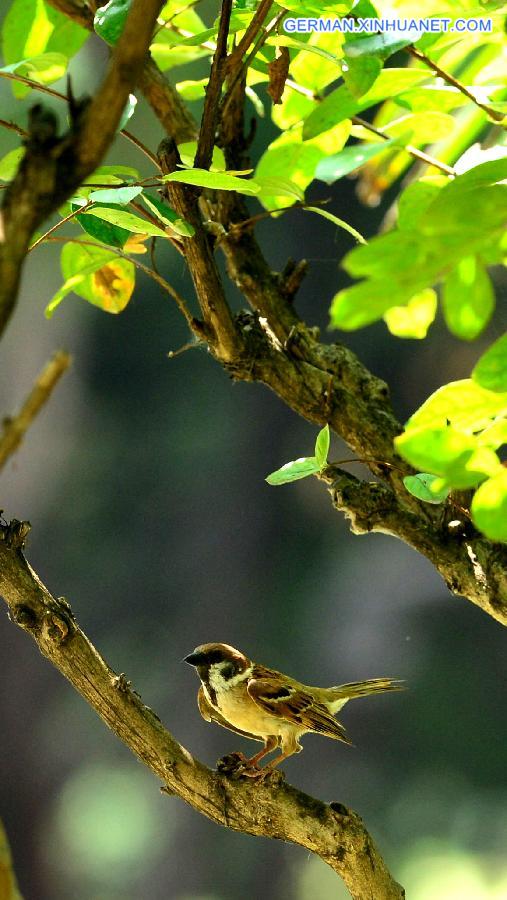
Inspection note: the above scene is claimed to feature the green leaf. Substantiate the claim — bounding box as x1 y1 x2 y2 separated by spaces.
472 333 507 393
266 35 341 66
88 186 143 205
0 147 24 181
383 289 437 340
330 279 411 331
303 69 428 139
94 0 132 45
304 207 366 245
161 169 261 195
82 207 171 239
397 179 444 231
406 380 507 433
73 203 131 248
395 426 500 489
255 143 321 210
255 176 305 203
140 193 195 237
177 142 226 172
266 457 321 485
315 425 330 468
442 257 495 341
315 140 395 184
477 418 507 450
0 51 67 89
344 32 412 62
341 56 381 99
403 473 450 505
2 0 87 96
471 470 507 543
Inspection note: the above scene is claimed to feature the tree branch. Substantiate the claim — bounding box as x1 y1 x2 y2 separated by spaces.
0 0 165 339
319 467 507 626
157 139 241 362
407 45 506 124
46 0 198 141
0 350 71 472
0 520 404 900
194 0 233 170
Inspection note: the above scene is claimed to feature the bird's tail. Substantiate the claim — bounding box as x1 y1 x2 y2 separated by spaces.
325 677 404 714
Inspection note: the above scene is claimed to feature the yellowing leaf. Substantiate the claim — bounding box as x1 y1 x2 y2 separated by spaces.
91 259 134 313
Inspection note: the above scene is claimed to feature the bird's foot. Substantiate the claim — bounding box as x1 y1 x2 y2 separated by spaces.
217 752 258 777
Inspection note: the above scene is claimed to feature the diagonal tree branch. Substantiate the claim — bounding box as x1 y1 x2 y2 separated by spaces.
0 520 404 900
0 351 71 472
46 0 198 141
0 0 166 339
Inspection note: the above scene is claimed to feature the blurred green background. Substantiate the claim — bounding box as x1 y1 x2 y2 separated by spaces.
1 14 507 900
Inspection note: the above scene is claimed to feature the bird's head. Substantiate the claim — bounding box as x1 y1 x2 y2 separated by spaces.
184 642 251 686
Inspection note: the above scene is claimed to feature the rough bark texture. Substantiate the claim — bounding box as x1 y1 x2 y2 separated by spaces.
0 0 165 336
0 523 404 900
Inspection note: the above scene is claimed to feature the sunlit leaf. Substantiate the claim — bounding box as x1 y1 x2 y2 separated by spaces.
383 289 437 339
472 333 507 393
0 147 24 181
266 457 321 485
303 69 429 139
83 207 171 239
314 425 330 468
315 139 395 184
161 169 261 195
406 380 507 433
442 257 495 341
471 469 507 543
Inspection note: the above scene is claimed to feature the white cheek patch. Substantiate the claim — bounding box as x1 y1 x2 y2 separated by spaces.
208 663 253 694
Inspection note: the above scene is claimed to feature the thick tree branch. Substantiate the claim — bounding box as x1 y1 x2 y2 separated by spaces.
0 351 70 472
158 139 241 362
0 0 165 338
0 521 404 900
319 467 507 626
46 0 198 141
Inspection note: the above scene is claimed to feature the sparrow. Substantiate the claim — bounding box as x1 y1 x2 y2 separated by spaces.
184 642 403 778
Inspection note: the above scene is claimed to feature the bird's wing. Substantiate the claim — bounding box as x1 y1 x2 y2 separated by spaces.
197 685 263 742
246 677 352 744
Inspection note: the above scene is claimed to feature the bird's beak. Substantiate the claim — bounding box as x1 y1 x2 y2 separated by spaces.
183 651 203 666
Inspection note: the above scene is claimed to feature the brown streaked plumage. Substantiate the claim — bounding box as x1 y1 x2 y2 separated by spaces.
185 642 404 778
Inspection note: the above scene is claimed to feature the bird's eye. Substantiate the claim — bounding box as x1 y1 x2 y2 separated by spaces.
221 663 235 680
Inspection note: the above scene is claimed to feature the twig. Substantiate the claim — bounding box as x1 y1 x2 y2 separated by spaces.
41 236 199 334
167 338 205 358
194 0 233 170
0 72 161 169
0 351 71 472
351 115 456 176
407 45 506 125
221 10 284 117
0 117 28 138
227 199 330 235
226 0 274 74
28 202 92 253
